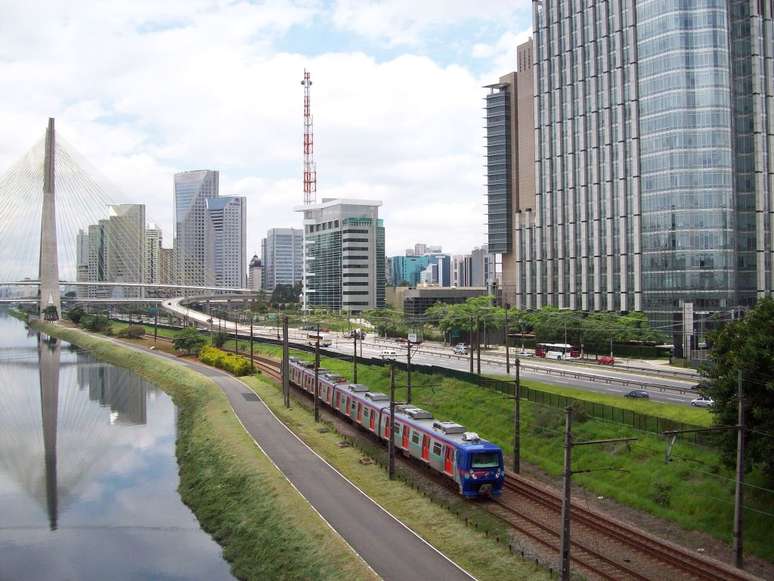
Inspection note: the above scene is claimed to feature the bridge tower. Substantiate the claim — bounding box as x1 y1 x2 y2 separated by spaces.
39 118 60 320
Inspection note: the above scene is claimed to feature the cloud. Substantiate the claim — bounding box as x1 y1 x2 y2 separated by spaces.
0 0 528 261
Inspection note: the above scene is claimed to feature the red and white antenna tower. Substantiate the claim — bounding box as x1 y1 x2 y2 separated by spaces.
301 69 317 205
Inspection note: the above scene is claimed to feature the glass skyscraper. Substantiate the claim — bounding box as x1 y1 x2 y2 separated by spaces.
513 0 773 326
173 170 219 288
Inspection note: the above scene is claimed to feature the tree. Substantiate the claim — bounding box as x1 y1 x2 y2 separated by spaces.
212 331 228 348
173 326 207 355
271 283 302 305
702 298 774 479
66 307 86 325
362 308 407 337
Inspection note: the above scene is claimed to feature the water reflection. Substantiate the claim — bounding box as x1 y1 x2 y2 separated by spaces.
0 315 233 580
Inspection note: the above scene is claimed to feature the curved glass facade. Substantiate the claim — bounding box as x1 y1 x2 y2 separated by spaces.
637 0 736 315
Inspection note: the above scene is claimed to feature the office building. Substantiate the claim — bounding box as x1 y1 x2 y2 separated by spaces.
87 221 107 297
471 245 496 288
451 255 473 287
248 255 263 291
207 196 246 288
173 170 219 288
298 198 385 313
105 204 145 297
402 287 487 318
511 0 774 327
144 225 162 285
484 39 535 306
389 255 431 286
160 247 175 285
262 228 303 291
75 230 89 293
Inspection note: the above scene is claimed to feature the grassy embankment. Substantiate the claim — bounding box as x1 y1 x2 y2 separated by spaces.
44 320 551 580
32 322 376 581
239 340 774 563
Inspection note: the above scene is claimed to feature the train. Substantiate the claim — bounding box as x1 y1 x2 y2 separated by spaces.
288 357 505 498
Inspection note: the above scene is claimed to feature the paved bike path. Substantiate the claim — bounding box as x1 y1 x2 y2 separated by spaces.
128 343 473 581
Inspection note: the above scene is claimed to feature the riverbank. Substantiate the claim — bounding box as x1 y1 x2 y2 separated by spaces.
31 321 376 581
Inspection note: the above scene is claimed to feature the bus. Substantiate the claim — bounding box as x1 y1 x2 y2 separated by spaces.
534 343 580 360
307 333 332 348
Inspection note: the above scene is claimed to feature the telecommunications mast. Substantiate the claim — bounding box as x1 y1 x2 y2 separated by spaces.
301 69 317 205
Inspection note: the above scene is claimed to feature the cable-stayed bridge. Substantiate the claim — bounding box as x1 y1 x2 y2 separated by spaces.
0 118 256 319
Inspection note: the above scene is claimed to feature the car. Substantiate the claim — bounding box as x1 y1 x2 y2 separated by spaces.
380 350 398 360
597 355 615 365
691 396 714 408
625 390 649 399
453 343 469 355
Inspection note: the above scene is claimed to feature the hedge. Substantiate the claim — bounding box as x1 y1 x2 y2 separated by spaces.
200 345 253 376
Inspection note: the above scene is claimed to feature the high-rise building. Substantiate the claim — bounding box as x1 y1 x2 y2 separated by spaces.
451 254 473 287
206 196 246 289
471 244 496 288
75 229 89 293
173 170 219 288
160 247 175 285
512 0 774 327
262 228 303 291
248 255 263 291
144 225 162 285
388 255 431 286
298 199 385 313
484 39 535 306
87 221 107 297
105 204 145 297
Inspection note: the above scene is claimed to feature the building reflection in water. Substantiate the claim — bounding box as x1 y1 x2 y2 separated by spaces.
8 333 149 530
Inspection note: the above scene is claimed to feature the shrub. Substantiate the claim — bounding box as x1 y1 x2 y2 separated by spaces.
212 332 228 348
118 324 145 339
66 307 86 325
200 345 253 376
173 327 207 355
80 314 111 333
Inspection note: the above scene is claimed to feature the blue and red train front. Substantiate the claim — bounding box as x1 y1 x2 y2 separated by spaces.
457 442 505 498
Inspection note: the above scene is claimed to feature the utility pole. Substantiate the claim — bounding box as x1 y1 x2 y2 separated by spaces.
406 335 413 404
389 362 396 480
249 316 255 371
505 303 510 374
559 407 573 581
469 322 474 374
234 317 239 353
513 357 521 473
559 409 637 580
476 316 481 376
353 332 358 383
154 309 158 345
282 315 290 408
314 325 320 422
733 370 746 569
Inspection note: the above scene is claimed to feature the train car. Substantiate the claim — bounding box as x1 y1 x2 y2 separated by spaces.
287 357 504 498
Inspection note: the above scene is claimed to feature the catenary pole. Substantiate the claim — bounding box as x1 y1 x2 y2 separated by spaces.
250 317 255 371
282 315 290 408
407 336 413 404
513 357 521 473
733 370 746 569
353 333 358 383
476 316 481 376
559 407 573 581
505 303 510 374
389 362 396 480
314 325 320 422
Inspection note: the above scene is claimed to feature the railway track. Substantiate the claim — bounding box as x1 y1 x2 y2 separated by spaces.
139 337 758 581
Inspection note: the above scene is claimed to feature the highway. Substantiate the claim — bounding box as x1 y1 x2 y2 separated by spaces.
161 298 701 406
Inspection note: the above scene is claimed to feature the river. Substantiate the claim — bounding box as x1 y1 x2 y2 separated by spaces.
0 311 233 580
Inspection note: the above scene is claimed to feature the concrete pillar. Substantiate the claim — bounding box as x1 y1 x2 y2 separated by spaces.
38 336 61 530
39 118 61 320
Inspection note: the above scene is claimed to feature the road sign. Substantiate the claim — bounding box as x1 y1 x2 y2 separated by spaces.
408 333 417 343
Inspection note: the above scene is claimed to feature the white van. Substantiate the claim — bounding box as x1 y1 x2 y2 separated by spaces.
380 349 398 360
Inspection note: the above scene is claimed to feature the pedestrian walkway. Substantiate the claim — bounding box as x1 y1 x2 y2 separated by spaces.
117 340 474 581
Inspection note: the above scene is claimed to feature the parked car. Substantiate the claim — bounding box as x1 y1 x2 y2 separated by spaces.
453 343 469 355
380 350 398 360
690 396 714 408
597 355 615 365
625 390 650 399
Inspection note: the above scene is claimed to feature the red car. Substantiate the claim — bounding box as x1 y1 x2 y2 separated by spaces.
598 355 615 365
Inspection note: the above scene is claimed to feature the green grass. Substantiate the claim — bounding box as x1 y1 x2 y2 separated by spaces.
33 322 375 581
248 343 774 563
239 375 549 581
492 375 713 427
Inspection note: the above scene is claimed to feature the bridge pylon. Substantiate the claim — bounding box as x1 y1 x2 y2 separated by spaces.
39 118 60 320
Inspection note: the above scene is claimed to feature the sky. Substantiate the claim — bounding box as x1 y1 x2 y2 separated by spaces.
0 0 532 258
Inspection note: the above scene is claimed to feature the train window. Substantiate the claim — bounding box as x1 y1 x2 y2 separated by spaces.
471 452 500 468
432 442 442 456
411 431 420 445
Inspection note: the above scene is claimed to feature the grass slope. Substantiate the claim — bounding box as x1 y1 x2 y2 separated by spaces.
33 322 375 581
244 341 774 563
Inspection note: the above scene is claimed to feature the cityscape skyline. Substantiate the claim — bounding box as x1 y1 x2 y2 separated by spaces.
0 1 530 258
